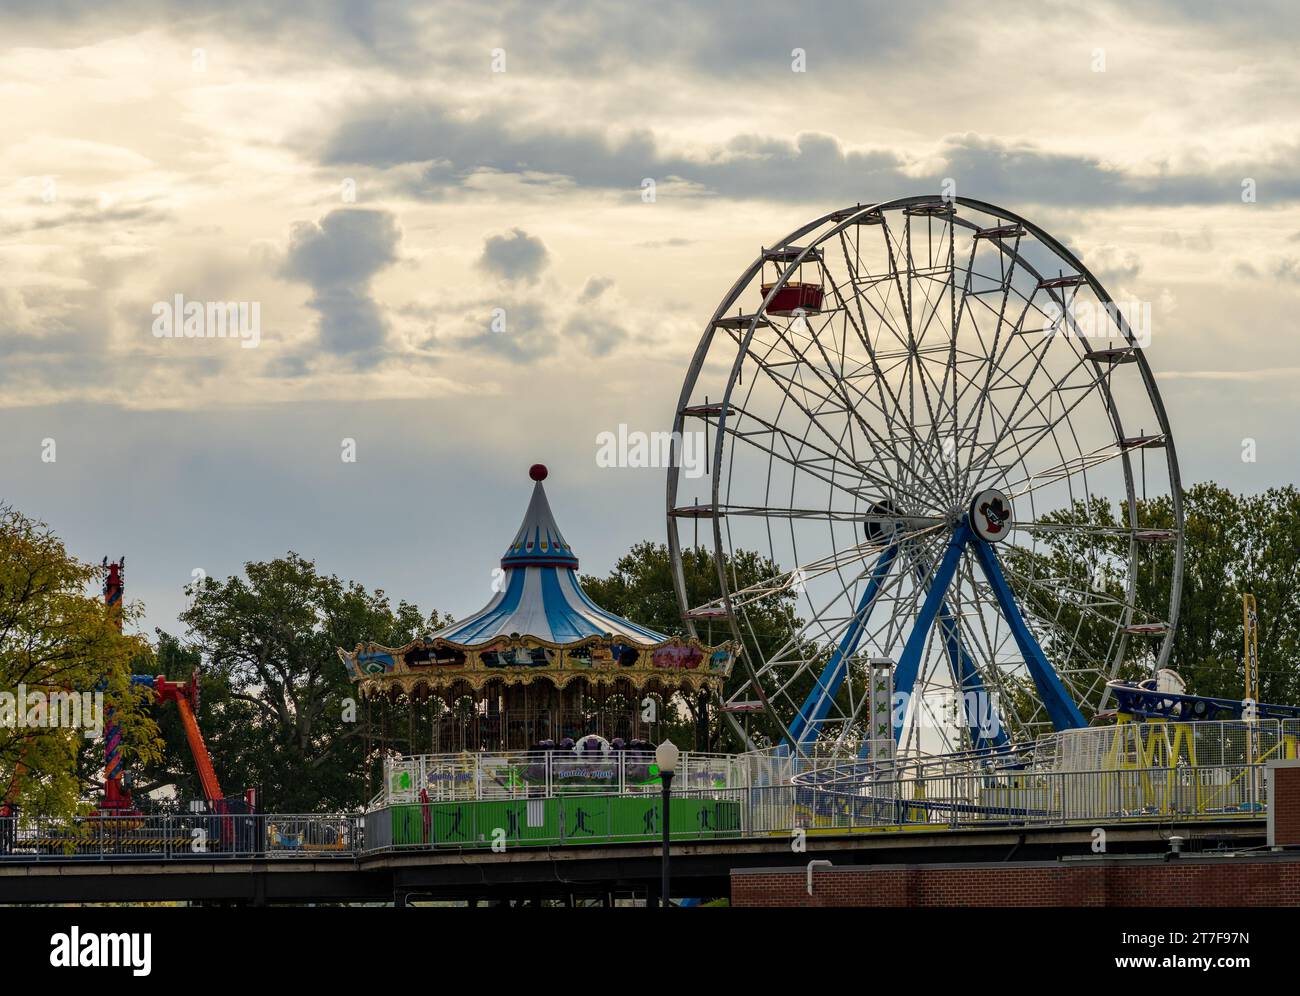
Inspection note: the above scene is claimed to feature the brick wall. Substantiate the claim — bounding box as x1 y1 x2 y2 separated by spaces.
1269 762 1300 847
732 859 1300 907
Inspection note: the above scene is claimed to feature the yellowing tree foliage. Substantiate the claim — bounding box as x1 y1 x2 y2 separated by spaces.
0 505 162 820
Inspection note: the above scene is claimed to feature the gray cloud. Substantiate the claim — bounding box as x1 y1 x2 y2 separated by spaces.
279 208 401 363
578 276 613 302
0 0 939 77
478 228 549 284
448 298 557 364
322 102 1300 208
1273 258 1300 284
0 0 429 69
562 313 626 358
0 196 171 236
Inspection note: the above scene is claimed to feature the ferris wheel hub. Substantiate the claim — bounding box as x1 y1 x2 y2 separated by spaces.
969 488 1012 543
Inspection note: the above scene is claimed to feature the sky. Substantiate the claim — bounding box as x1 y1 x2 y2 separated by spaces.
2 0 1299 638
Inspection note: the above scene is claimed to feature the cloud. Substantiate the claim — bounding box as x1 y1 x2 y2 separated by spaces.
1273 258 1300 284
431 274 630 364
279 208 401 363
0 195 171 236
477 228 550 284
0 0 939 77
446 298 558 364
1078 245 1142 288
578 276 614 302
562 313 627 357
321 103 905 202
636 237 696 249
322 100 1300 208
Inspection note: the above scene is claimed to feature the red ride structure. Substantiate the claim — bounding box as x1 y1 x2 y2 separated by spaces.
151 673 224 806
95 557 235 816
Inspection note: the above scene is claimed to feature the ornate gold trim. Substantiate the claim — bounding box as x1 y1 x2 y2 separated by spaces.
339 634 738 699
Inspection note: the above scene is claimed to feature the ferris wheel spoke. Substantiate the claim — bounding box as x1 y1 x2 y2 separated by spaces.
756 536 938 715
746 547 922 669
892 225 952 497
715 531 934 613
939 292 1003 425
977 373 1137 502
995 560 1144 683
731 334 896 488
1011 518 1152 539
1002 442 1137 503
916 235 977 497
835 230 911 353
728 424 944 519
787 316 935 493
949 562 1023 737
999 557 1155 629
952 234 1052 452
962 337 1116 491
828 240 955 507
717 403 930 508
711 503 947 527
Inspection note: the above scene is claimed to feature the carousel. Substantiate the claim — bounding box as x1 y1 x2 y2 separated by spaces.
339 464 737 752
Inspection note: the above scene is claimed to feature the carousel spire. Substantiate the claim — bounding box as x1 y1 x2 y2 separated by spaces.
424 465 666 647
500 464 578 570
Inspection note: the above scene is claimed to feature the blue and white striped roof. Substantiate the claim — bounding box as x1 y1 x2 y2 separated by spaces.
430 466 668 648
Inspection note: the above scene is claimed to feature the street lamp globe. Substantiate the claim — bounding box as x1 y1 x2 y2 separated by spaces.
656 740 680 774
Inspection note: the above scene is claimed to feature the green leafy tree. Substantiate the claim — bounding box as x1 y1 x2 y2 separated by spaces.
1 505 161 820
1143 483 1300 704
581 541 804 751
1001 483 1300 711
167 553 448 811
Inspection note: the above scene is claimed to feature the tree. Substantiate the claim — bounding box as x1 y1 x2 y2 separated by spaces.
1145 483 1300 705
0 505 160 820
999 483 1300 708
168 553 448 811
581 541 803 751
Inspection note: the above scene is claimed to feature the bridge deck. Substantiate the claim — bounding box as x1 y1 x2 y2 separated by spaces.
0 819 1265 905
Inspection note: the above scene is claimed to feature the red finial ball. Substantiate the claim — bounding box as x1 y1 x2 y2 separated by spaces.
529 463 548 482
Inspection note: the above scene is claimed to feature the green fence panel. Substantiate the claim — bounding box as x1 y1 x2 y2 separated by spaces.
389 795 741 848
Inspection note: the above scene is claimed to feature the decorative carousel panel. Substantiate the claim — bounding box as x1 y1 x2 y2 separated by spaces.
479 639 556 669
340 635 737 696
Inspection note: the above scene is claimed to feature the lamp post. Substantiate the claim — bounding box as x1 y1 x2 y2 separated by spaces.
656 739 679 908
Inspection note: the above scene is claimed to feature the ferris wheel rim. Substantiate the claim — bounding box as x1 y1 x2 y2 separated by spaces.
667 196 1184 754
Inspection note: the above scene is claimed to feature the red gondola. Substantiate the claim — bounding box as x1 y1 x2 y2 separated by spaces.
759 245 825 316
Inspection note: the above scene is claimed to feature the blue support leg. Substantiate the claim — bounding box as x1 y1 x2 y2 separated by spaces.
935 600 1010 750
788 544 899 747
882 524 971 751
970 538 1086 731
908 550 1010 751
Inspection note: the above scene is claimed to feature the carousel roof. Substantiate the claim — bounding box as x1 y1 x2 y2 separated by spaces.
429 465 668 648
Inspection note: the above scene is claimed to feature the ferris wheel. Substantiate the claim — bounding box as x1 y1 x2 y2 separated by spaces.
666 196 1184 757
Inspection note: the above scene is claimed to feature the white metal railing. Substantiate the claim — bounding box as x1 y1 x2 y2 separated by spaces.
382 749 744 805
0 813 362 861
790 763 1268 831
363 760 1277 852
